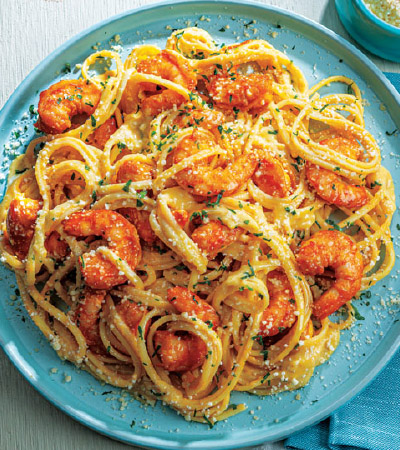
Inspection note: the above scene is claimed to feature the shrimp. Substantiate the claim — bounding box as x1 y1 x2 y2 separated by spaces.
119 195 188 245
115 299 145 332
153 286 217 372
167 286 220 329
138 50 196 90
191 220 240 258
6 195 71 261
44 231 69 260
115 160 156 244
74 287 106 350
141 90 187 117
259 271 297 337
137 50 197 116
296 230 363 320
173 131 257 197
253 155 294 198
35 79 102 134
319 137 362 159
63 210 142 290
6 195 41 260
206 72 273 111
86 117 117 149
172 209 189 228
116 159 154 184
118 208 156 245
6 195 70 261
75 290 145 352
306 137 369 209
153 330 207 372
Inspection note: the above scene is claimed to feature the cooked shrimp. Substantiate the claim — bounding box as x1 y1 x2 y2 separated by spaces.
319 137 362 159
306 137 369 209
87 117 117 149
6 195 41 260
44 231 69 260
137 50 197 116
118 208 156 245
191 220 240 258
116 159 154 184
63 210 142 289
138 50 196 90
206 73 273 111
172 209 189 228
253 155 294 197
259 271 296 337
173 131 257 197
115 299 145 332
74 287 106 350
306 165 369 209
154 330 207 372
141 90 187 117
115 160 156 244
6 195 70 260
35 79 102 134
296 230 363 320
167 286 220 329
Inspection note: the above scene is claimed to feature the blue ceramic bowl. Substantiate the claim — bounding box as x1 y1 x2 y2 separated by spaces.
336 0 400 62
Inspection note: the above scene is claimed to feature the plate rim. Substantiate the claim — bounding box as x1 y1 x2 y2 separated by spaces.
0 0 399 448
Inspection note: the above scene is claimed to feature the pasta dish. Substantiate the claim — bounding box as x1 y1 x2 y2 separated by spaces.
0 28 395 425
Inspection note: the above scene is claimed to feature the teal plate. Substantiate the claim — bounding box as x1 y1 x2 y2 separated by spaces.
0 1 399 448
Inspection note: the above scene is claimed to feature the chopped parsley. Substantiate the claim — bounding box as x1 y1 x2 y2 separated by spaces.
203 415 214 428
152 345 161 357
252 335 264 346
205 190 224 207
261 372 270 384
241 260 255 280
352 304 365 321
325 219 344 232
62 62 71 74
122 179 132 192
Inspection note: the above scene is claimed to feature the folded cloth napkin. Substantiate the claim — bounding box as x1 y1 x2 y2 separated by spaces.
285 350 400 450
385 72 400 88
285 72 400 450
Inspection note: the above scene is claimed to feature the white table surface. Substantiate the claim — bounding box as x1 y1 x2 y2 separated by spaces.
0 1 399 449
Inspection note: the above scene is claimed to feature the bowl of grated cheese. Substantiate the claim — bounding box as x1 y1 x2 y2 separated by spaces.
336 0 400 62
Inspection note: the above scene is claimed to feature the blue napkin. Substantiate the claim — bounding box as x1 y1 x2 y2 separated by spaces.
385 72 400 88
285 72 400 450
285 351 400 450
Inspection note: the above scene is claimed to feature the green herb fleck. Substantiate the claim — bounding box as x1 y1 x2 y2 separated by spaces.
352 304 365 321
122 179 132 192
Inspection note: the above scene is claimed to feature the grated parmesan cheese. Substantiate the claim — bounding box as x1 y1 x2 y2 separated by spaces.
364 0 400 27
